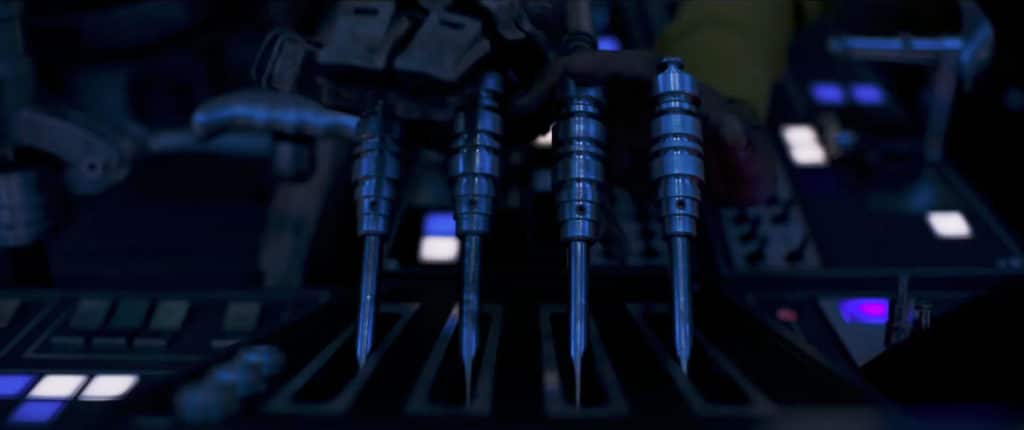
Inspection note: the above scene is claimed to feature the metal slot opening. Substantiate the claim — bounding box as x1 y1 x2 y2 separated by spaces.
539 305 627 418
264 303 419 415
406 305 501 416
626 304 773 416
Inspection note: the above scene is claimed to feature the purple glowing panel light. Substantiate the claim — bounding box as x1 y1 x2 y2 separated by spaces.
850 82 887 107
597 35 622 51
838 298 889 325
0 374 36 399
422 211 456 237
7 401 66 424
809 81 846 106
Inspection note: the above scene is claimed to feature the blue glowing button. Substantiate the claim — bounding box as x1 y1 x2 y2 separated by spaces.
422 211 456 237
809 81 846 106
850 82 887 107
597 35 622 51
0 374 36 399
838 298 889 325
7 400 66 424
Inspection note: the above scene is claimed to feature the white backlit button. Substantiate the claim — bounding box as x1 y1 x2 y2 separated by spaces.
417 236 461 265
79 374 139 401
27 375 88 400
926 210 973 240
779 123 830 167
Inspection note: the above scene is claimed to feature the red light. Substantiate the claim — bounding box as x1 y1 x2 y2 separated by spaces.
775 307 799 323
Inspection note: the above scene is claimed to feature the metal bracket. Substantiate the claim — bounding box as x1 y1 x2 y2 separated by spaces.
393 11 491 83
317 1 411 71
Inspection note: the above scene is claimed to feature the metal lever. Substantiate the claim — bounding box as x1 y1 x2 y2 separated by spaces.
449 71 503 401
649 57 705 374
352 103 401 368
554 77 606 407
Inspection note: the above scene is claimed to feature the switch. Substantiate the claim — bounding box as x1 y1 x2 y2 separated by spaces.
108 300 150 331
68 300 112 332
133 337 168 352
49 336 85 352
92 337 128 351
149 301 190 333
222 302 261 333
0 299 20 328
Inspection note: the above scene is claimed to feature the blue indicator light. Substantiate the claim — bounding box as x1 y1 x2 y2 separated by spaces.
422 211 456 236
597 35 622 51
8 400 66 424
809 81 847 106
0 374 36 399
850 82 887 106
838 298 889 325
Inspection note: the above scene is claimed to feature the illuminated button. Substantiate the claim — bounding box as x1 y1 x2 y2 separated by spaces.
422 211 456 236
597 34 622 51
68 299 111 332
7 400 66 424
926 210 973 240
0 374 36 399
808 81 846 106
838 298 889 325
79 374 139 401
418 211 460 265
775 307 799 323
27 375 88 400
780 123 829 168
149 300 190 332
850 81 887 107
417 236 461 265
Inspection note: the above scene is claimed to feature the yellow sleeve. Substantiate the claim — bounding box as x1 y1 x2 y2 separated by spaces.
655 0 798 120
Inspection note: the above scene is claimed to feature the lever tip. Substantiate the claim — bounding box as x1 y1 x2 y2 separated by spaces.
464 362 473 408
573 358 582 408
